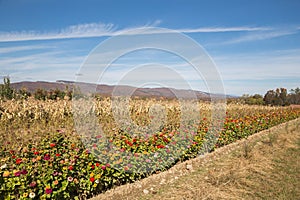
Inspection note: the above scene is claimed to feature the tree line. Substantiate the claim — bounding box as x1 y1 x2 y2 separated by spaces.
1 77 300 105
232 87 300 106
0 77 72 100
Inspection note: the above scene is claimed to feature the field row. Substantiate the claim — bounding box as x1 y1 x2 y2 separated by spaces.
0 99 299 199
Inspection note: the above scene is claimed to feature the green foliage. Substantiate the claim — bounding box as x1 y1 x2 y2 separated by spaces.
17 88 31 100
264 88 290 106
288 87 300 104
47 88 66 100
241 94 264 105
0 77 15 100
238 87 300 106
34 88 47 100
34 87 72 101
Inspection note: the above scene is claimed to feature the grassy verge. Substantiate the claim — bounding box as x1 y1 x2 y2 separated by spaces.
93 118 300 200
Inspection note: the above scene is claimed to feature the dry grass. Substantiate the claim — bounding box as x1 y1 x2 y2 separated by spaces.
91 118 300 200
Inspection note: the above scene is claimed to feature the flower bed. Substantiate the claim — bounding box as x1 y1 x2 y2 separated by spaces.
1 103 300 199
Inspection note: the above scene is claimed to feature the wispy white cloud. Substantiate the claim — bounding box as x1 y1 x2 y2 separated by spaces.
222 29 299 44
0 20 271 42
178 26 271 33
0 22 115 42
0 45 53 54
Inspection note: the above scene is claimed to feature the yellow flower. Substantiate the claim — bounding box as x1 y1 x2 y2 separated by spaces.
88 162 92 166
23 193 28 197
3 171 10 177
90 172 94 178
96 174 101 179
93 183 97 188
63 166 67 171
45 185 51 189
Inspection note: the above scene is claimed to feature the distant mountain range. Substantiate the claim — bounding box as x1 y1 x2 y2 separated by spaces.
11 80 230 100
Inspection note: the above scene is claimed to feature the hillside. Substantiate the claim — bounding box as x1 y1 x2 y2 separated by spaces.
10 80 215 100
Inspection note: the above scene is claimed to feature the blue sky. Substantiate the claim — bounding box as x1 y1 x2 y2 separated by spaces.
0 0 299 95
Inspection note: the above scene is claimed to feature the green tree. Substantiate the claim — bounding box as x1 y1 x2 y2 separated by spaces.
34 88 47 100
18 87 31 100
288 87 300 104
0 76 14 100
264 90 276 105
264 88 289 106
242 94 264 105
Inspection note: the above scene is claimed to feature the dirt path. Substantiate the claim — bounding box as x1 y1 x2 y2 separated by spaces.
91 118 300 200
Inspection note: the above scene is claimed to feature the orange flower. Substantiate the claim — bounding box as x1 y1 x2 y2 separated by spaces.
53 180 59 185
3 171 10 177
74 178 79 184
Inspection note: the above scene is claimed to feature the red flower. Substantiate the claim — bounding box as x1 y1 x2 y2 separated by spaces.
16 158 22 164
34 151 39 155
90 177 95 182
101 165 106 170
96 163 100 167
91 165 95 169
125 140 133 146
14 171 21 177
68 165 73 170
43 154 50 161
50 143 56 148
55 153 61 157
12 155 16 159
163 138 169 143
45 188 53 194
157 144 165 149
